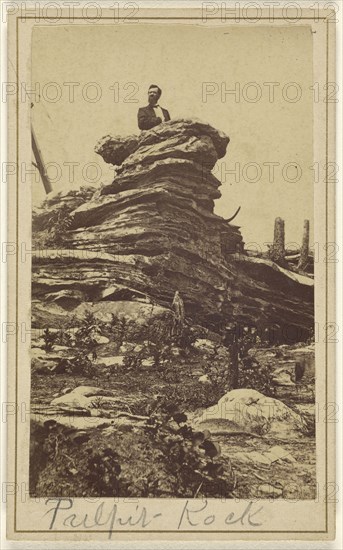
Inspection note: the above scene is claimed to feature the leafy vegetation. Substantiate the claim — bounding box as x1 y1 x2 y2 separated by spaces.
30 401 235 499
42 328 58 352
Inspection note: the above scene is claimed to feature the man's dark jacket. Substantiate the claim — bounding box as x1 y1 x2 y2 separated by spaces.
137 105 170 131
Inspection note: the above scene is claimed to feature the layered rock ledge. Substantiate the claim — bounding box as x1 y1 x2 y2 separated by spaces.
32 119 314 338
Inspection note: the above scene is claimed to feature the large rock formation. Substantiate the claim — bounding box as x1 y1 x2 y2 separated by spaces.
32 119 314 339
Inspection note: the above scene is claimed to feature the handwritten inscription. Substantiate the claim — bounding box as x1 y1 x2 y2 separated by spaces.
178 499 264 529
45 499 161 539
44 498 264 538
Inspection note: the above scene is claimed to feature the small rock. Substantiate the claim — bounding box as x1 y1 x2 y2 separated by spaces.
53 345 70 352
31 338 45 349
246 451 272 466
31 347 46 358
233 452 251 463
266 445 296 463
272 367 295 387
256 484 282 498
194 339 215 351
216 346 230 358
142 358 154 368
119 343 135 353
134 344 144 353
100 356 124 367
42 353 65 362
93 335 110 345
198 374 210 383
192 370 204 377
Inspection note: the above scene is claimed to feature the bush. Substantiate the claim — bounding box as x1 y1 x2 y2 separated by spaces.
58 354 97 378
162 381 224 411
141 405 235 498
42 328 58 352
175 323 198 352
122 350 145 370
108 314 137 348
32 422 122 497
237 356 275 396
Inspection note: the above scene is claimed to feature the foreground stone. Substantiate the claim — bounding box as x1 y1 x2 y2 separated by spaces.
51 386 121 411
194 388 307 438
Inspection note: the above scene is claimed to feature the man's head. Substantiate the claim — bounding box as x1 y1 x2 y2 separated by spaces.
148 84 162 106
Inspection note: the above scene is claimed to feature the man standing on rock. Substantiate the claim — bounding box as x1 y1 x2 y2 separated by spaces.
137 84 171 130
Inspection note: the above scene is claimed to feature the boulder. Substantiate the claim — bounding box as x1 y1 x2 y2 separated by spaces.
95 134 139 165
195 388 306 438
50 386 120 411
95 119 229 169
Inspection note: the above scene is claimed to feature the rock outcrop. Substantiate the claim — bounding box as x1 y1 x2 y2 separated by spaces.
193 388 307 439
32 119 314 338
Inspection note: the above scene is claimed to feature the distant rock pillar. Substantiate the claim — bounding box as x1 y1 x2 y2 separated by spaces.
172 291 185 324
172 291 185 336
298 219 310 270
270 217 285 263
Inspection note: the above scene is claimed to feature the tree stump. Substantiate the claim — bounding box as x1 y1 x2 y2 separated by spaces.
298 219 310 270
269 217 285 264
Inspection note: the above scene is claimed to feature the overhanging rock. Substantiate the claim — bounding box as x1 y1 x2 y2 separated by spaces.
32 119 314 339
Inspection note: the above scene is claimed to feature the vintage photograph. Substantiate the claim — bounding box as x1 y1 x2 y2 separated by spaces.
4 2 338 541
29 21 316 501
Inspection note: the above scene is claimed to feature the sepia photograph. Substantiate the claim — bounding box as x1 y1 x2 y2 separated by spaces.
4 1 338 542
29 21 316 500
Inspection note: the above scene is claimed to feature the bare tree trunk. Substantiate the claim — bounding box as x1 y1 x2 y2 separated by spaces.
298 219 310 270
269 217 285 264
32 125 53 194
230 341 239 389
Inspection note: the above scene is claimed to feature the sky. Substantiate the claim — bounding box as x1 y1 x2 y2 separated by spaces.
31 23 313 249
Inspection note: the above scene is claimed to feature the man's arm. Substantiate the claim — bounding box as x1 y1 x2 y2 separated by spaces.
163 109 171 122
137 108 162 131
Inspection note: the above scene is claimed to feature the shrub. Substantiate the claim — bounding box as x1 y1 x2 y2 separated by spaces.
42 328 58 352
58 354 97 378
174 323 198 354
237 359 275 396
108 314 137 348
142 405 235 498
162 382 224 411
85 447 121 495
122 350 145 370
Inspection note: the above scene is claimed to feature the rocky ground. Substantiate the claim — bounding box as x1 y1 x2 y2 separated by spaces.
30 312 315 500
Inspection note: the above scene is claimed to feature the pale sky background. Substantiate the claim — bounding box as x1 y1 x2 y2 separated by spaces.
32 23 313 249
